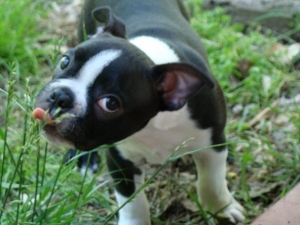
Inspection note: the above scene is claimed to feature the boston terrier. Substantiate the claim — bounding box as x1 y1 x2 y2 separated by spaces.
33 0 245 224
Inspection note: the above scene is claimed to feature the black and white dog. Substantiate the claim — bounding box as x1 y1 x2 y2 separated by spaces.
33 0 245 224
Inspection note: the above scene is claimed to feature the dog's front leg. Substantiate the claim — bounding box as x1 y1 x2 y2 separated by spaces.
106 147 150 225
192 147 245 223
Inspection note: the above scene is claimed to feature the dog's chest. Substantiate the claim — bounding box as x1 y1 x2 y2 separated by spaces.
117 106 212 164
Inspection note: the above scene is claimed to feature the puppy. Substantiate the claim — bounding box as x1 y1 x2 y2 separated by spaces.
33 0 245 224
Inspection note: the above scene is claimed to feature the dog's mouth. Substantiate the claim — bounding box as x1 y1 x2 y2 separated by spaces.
32 107 55 125
32 107 75 147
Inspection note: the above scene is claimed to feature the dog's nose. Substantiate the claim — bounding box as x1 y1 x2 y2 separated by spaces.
48 88 74 115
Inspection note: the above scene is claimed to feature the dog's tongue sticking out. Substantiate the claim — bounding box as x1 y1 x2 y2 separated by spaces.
32 108 54 125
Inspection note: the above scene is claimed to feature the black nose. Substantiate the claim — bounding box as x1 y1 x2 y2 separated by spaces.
48 88 74 116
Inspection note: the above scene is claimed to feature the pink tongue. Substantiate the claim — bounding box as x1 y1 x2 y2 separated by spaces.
32 108 54 125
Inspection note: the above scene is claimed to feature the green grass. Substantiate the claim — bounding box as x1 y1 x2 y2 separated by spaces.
189 2 300 222
1 0 300 224
0 0 52 79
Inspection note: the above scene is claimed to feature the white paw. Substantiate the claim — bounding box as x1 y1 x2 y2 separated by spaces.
200 193 245 224
217 198 245 224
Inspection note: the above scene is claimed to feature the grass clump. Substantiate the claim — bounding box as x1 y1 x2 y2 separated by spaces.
190 2 290 106
0 0 45 76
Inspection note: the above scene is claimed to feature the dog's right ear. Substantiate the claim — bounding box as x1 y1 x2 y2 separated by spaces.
92 7 126 38
152 63 214 111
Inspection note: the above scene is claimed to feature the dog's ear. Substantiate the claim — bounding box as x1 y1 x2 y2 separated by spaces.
92 6 126 38
152 63 214 111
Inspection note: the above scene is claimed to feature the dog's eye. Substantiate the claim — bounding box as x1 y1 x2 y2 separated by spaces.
59 56 70 70
98 96 120 112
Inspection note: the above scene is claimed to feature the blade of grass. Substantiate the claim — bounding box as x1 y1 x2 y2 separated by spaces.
0 69 16 218
38 159 65 224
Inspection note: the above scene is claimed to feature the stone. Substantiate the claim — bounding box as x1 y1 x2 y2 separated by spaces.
203 0 300 40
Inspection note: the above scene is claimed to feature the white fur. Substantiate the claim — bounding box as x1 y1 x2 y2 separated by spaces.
130 36 180 64
78 50 121 88
49 50 122 116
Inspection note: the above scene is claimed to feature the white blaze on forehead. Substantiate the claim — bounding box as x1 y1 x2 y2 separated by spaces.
78 49 122 86
129 36 179 64
49 49 122 116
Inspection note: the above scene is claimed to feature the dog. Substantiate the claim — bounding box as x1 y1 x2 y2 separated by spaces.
33 0 245 224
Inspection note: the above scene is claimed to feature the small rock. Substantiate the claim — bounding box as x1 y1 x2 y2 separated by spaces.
232 104 244 114
262 75 272 92
274 114 290 126
287 43 300 61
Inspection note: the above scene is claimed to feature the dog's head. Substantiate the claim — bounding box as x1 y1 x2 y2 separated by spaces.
33 7 214 150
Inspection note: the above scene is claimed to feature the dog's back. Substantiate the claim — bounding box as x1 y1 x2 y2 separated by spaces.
79 0 208 62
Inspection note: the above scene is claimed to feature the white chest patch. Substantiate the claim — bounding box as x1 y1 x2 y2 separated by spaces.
49 50 122 115
118 106 212 164
129 36 180 64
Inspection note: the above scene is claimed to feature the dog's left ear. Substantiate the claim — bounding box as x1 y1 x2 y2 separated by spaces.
92 6 126 38
152 63 214 111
